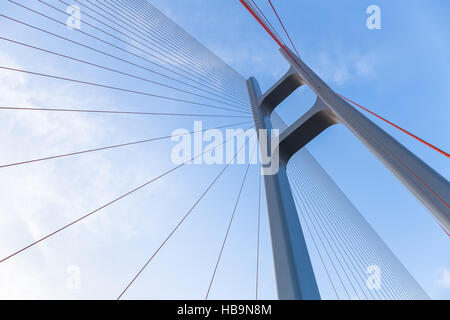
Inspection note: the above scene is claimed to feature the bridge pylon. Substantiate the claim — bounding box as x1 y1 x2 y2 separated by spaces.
246 48 450 300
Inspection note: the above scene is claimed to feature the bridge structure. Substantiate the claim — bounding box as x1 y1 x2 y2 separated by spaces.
0 0 447 300
241 0 448 299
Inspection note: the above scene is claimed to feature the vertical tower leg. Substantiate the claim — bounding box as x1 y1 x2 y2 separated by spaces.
247 77 320 300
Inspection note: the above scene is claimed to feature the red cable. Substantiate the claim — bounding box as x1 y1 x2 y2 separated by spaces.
267 0 300 56
0 121 252 169
239 1 449 236
248 0 285 47
240 0 448 159
0 125 255 264
440 224 450 237
0 106 251 118
239 0 287 51
341 96 449 158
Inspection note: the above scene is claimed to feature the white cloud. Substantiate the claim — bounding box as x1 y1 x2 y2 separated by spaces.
0 48 217 299
437 268 450 289
311 51 377 86
0 52 154 298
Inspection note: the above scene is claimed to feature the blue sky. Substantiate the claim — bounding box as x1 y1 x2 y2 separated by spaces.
0 0 448 299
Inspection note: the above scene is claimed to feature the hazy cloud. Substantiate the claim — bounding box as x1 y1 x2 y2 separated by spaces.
437 268 450 289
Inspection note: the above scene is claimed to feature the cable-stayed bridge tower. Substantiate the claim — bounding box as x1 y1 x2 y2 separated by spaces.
0 0 447 300
247 46 449 300
242 0 448 299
